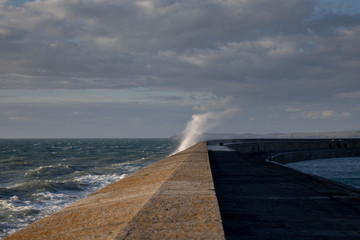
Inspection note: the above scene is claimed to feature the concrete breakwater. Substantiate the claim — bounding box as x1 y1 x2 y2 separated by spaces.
5 138 360 239
207 138 360 239
4 142 224 240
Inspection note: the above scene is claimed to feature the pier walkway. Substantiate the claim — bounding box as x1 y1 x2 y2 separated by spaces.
209 149 360 240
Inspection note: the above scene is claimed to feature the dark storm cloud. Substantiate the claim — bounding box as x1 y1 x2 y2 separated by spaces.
1 0 358 96
0 0 316 89
1 0 360 137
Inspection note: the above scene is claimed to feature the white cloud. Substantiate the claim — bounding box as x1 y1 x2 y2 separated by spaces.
285 107 301 112
3 111 40 122
337 90 360 99
136 0 154 15
94 37 119 48
290 109 350 120
257 38 295 56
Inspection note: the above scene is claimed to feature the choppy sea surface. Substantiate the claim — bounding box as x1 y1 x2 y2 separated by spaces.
286 157 360 190
0 138 177 238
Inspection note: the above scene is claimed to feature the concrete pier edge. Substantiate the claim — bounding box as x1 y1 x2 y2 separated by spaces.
207 138 360 239
4 142 225 240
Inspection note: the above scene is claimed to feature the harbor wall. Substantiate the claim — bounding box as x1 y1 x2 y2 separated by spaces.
5 138 360 239
208 138 360 164
4 142 224 240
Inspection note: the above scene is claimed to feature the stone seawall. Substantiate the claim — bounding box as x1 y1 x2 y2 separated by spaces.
4 142 225 240
208 138 360 164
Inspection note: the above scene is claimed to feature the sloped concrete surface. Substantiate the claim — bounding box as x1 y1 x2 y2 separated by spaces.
5 142 224 240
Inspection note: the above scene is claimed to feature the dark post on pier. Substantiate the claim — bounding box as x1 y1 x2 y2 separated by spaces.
5 139 360 239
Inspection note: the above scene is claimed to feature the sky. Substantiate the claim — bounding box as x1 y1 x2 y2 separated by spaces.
0 0 360 138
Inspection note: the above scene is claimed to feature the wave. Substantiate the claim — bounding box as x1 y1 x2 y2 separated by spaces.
0 138 177 238
0 172 129 238
24 164 73 178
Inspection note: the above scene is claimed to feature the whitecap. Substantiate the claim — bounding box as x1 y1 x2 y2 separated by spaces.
0 197 32 212
73 173 125 191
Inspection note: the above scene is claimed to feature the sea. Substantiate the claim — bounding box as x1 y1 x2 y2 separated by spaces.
1 139 360 238
0 138 178 238
285 157 360 190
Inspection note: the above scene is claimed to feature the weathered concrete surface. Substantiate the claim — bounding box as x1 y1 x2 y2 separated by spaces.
209 150 360 240
5 142 224 240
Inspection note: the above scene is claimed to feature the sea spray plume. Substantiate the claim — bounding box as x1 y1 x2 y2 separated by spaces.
172 109 237 155
173 112 216 154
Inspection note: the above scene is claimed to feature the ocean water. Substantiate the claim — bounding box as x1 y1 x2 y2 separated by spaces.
286 157 360 190
0 138 177 238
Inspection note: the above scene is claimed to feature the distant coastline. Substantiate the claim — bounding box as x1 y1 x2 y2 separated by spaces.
171 129 360 141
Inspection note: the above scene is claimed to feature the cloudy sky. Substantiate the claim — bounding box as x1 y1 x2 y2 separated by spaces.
1 0 360 138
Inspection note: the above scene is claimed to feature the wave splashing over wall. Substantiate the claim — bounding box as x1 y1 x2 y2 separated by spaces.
172 109 236 155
